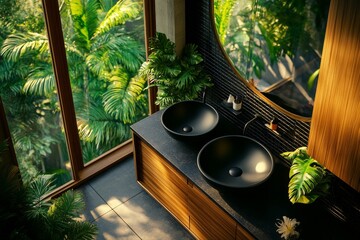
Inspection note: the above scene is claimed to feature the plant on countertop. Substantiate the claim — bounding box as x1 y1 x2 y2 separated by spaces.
139 32 213 108
0 160 98 240
281 147 331 204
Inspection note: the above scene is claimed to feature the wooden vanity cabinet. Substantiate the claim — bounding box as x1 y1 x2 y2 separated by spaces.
133 134 254 240
134 137 189 227
187 182 237 239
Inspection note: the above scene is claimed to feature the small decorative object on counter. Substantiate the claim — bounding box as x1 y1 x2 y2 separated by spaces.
270 116 278 131
281 147 331 204
275 216 300 240
232 95 242 111
227 94 235 104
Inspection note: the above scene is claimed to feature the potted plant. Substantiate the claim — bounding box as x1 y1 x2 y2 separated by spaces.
139 32 213 108
0 159 98 239
281 147 331 204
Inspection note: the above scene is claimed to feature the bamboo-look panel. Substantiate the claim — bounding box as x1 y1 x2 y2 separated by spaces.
236 224 255 240
133 135 254 239
188 182 250 240
136 140 190 227
308 0 360 191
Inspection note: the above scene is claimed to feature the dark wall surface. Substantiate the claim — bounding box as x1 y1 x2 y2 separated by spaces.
185 0 310 159
184 0 359 227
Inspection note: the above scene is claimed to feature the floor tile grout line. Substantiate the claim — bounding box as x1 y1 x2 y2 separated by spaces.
86 181 144 220
112 207 143 240
115 189 145 207
88 183 144 239
88 177 144 209
85 183 114 223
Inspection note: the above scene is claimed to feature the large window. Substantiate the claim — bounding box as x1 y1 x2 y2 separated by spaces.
0 0 151 191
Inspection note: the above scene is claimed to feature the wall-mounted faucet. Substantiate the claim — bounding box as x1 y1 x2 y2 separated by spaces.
243 114 262 135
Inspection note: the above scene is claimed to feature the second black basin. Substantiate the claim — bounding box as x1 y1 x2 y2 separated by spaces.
161 101 219 141
197 135 274 190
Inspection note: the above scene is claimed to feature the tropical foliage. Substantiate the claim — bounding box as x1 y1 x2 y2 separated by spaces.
0 161 97 240
281 147 331 204
214 0 329 79
0 0 147 186
139 32 212 108
214 0 330 117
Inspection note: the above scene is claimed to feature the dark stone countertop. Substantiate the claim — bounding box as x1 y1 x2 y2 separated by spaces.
131 110 359 240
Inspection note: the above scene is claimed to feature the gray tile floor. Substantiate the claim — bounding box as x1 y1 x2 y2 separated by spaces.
77 157 194 240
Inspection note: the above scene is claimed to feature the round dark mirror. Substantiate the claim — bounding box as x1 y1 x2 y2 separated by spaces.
212 0 330 119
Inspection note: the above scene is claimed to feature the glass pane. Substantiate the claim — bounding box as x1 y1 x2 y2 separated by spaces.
0 0 72 186
214 0 330 117
59 0 148 163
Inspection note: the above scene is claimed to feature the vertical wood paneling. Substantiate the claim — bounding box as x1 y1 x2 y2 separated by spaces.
136 139 190 227
308 0 360 191
188 183 238 240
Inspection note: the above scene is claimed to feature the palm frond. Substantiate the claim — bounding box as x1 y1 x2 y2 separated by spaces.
103 72 148 123
1 32 49 62
214 0 236 44
77 101 131 149
88 33 145 73
0 161 97 239
65 221 98 240
27 174 56 204
23 65 56 96
25 174 56 220
48 190 85 219
85 0 102 38
67 0 91 51
93 0 142 38
0 60 27 85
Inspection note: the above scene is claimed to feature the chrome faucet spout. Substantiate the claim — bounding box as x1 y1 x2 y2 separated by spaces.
243 114 262 135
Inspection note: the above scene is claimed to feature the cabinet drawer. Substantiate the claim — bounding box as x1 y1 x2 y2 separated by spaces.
188 183 237 240
135 139 189 227
133 134 254 240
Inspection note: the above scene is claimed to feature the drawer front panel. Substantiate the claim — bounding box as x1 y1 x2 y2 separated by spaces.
137 140 189 227
188 184 237 240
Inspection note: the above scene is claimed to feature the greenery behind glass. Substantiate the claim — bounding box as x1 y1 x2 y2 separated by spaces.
0 0 148 186
214 0 330 117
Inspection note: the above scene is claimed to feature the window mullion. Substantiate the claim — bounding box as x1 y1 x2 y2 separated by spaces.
41 0 83 180
144 0 159 114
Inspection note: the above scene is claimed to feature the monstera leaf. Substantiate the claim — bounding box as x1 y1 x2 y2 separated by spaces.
281 147 331 204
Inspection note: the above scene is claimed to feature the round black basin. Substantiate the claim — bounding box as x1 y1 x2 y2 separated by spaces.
197 135 274 190
161 101 219 140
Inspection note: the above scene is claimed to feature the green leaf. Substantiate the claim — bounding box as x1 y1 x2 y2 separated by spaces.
1 32 49 62
308 68 320 90
139 32 212 107
282 147 330 204
93 0 142 38
281 146 308 161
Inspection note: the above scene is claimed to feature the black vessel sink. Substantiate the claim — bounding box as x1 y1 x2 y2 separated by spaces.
197 135 274 190
161 101 219 141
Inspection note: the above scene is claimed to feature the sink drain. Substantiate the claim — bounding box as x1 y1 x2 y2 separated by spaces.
229 167 243 177
182 125 192 132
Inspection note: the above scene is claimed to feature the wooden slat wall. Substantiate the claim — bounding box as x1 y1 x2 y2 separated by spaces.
308 0 360 191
